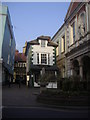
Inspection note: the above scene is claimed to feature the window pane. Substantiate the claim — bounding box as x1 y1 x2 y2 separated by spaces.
41 54 47 64
41 40 45 47
73 22 75 42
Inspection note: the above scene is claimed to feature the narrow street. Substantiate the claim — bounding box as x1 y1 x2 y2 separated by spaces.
2 84 88 118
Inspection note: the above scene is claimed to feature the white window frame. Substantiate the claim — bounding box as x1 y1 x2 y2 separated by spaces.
37 53 39 64
71 21 75 44
41 53 47 65
41 40 46 47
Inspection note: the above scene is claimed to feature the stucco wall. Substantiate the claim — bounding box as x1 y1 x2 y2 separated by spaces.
32 41 55 66
0 5 7 58
2 18 15 74
0 5 16 75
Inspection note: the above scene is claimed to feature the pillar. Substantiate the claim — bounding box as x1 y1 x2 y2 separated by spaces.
78 58 83 79
70 61 74 76
79 64 83 79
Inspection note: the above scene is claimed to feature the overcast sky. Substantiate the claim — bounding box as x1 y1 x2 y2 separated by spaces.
3 2 70 52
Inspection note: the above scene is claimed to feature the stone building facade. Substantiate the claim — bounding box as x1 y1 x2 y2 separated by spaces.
52 1 90 80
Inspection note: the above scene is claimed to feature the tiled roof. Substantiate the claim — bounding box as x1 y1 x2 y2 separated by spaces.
29 39 39 45
37 35 51 40
47 41 58 47
28 35 57 47
15 50 26 62
25 35 58 56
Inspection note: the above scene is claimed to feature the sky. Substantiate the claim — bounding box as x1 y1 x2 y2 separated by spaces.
2 2 70 52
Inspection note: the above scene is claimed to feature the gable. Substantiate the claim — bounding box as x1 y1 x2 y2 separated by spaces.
65 1 80 21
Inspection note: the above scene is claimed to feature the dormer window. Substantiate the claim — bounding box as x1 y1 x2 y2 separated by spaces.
41 40 45 47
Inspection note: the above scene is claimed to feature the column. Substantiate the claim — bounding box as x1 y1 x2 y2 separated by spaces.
67 59 71 77
86 3 89 32
79 63 83 79
78 58 83 80
70 67 74 76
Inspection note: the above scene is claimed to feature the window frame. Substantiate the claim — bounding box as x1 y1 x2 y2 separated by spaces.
41 54 47 65
61 35 65 53
41 40 46 47
56 41 59 56
37 53 39 64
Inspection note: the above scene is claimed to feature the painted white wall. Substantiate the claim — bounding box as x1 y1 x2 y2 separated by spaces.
32 40 55 66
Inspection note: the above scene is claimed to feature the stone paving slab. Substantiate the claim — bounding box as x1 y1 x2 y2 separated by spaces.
2 84 43 107
2 84 89 110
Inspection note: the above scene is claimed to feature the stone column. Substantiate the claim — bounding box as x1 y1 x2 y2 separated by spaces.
78 58 83 80
67 59 71 77
79 63 83 79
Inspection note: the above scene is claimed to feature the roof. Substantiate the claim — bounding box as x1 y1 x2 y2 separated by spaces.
25 35 58 56
29 35 57 46
15 50 26 62
29 39 39 45
37 35 51 40
64 1 81 22
47 41 58 47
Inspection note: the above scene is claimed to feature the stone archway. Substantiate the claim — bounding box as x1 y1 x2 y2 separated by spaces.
72 60 80 76
82 56 90 80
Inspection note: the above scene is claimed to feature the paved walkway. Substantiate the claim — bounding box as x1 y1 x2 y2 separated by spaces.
2 83 89 110
2 84 88 118
2 84 43 107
